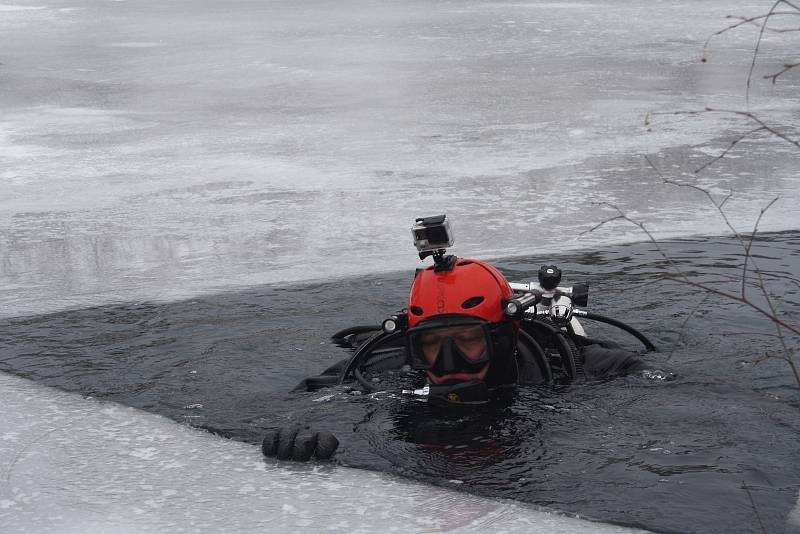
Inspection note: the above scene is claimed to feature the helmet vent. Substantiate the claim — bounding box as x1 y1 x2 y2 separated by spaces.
461 296 484 309
457 260 474 266
410 306 424 316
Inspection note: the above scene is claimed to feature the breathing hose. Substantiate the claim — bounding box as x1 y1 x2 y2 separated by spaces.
331 325 381 347
338 330 404 385
517 330 554 384
526 318 579 381
354 367 378 393
580 312 657 352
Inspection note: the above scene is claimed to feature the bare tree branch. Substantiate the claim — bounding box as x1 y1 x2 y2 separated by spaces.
742 197 780 299
721 106 800 141
726 13 800 29
718 189 734 209
724 331 786 338
583 205 800 341
649 108 800 173
668 292 712 360
661 276 800 337
742 481 768 534
633 4 800 389
695 126 767 173
758 271 800 291
764 62 800 84
743 351 779 366
580 203 696 290
581 214 625 234
644 159 786 319
702 6 800 63
644 156 762 273
647 155 792 385
745 0 800 105
587 157 799 387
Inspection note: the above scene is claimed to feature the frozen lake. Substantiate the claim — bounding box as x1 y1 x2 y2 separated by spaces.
1 0 799 532
1 0 798 317
0 371 649 534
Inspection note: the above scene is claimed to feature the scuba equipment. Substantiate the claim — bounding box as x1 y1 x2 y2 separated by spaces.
406 316 518 385
412 214 458 271
406 230 520 390
333 214 658 401
402 381 490 405
412 214 455 255
407 317 492 372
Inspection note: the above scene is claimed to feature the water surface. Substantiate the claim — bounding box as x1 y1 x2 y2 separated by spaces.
3 233 799 533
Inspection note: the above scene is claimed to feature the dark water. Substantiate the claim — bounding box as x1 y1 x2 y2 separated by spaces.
2 232 799 534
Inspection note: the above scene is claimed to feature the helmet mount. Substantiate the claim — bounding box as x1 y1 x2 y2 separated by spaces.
420 249 458 272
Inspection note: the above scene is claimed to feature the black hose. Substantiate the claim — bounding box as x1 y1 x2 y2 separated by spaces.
354 367 378 393
338 331 404 385
517 330 553 384
360 349 405 369
526 319 578 380
331 325 381 345
581 312 657 352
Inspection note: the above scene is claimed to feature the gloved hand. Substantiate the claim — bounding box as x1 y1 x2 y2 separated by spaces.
261 427 339 461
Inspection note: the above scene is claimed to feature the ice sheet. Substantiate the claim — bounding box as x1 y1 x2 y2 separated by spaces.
0 371 646 533
1 0 798 317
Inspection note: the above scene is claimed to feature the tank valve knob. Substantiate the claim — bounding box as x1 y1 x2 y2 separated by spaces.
538 265 562 290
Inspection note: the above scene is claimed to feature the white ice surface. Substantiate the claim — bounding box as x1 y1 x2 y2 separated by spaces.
0 372 646 534
1 0 798 317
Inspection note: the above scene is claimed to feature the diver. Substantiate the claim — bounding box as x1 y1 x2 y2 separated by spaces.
262 215 660 462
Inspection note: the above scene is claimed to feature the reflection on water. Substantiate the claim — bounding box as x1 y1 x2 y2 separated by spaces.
1 233 799 533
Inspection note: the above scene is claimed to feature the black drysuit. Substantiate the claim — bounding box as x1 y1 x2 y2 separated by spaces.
294 335 650 393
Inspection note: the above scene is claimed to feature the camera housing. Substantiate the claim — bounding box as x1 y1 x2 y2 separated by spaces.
411 214 454 253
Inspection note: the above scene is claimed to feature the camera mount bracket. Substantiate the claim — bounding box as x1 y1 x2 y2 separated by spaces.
418 249 458 272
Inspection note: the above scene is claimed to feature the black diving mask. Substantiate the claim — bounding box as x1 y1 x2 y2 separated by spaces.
407 316 495 376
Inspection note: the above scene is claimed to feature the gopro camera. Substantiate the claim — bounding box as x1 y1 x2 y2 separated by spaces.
411 214 454 253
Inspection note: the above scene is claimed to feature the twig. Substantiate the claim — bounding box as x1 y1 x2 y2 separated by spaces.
764 62 800 84
580 204 692 288
742 197 780 299
695 126 767 173
725 331 784 338
583 203 794 339
636 5 800 389
2 426 66 492
665 273 800 390
672 109 799 149
668 292 712 360
702 6 800 62
645 156 773 303
725 13 800 30
742 481 768 534
758 271 800 291
741 352 777 366
589 158 800 387
648 108 799 174
661 276 800 337
745 1 800 105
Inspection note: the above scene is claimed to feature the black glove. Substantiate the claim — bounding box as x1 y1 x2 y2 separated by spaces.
261 427 339 461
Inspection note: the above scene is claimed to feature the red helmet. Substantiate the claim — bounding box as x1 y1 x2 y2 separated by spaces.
408 259 513 326
407 258 519 389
